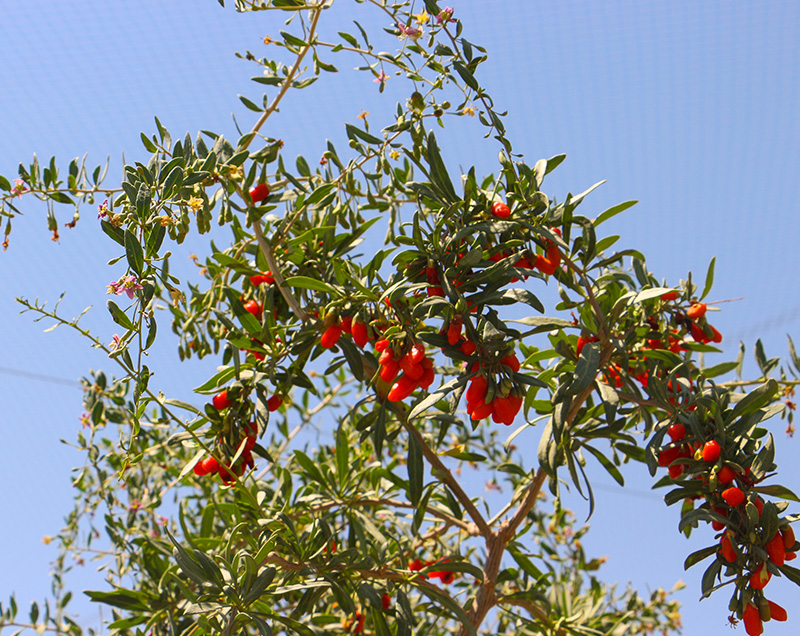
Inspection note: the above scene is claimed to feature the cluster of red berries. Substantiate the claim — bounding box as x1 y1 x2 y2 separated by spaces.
685 302 722 344
409 558 456 584
319 314 371 350
486 225 562 279
193 389 281 484
464 352 524 425
655 421 797 635
375 340 436 402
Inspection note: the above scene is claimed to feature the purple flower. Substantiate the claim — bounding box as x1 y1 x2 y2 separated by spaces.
436 7 454 24
373 69 389 85
397 22 421 39
97 199 109 219
107 275 143 299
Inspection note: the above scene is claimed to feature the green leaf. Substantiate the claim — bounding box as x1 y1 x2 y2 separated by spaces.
594 200 637 226
408 376 463 419
124 229 144 276
778 563 800 586
84 589 149 612
407 431 423 506
684 545 718 570
700 361 738 379
729 379 778 421
100 219 125 246
567 343 599 397
106 300 135 331
344 123 382 146
581 443 624 486
700 256 716 301
425 131 459 203
282 275 340 296
751 483 800 503
509 316 573 330
452 60 479 91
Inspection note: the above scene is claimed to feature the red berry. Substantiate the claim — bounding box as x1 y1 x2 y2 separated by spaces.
199 456 220 475
320 325 343 349
657 445 681 467
749 562 771 590
499 353 520 372
267 395 283 411
352 319 369 348
765 532 786 566
193 459 211 476
686 302 707 320
340 316 353 334
212 390 231 410
381 593 391 610
721 486 745 507
719 534 736 563
447 320 462 346
249 182 270 203
701 440 721 462
249 271 275 286
466 375 488 405
743 602 762 636
667 423 686 442
490 201 511 219
668 464 684 479
662 291 679 301
243 299 263 322
717 465 736 484
388 374 418 402
469 400 493 421
767 600 787 622
409 558 424 572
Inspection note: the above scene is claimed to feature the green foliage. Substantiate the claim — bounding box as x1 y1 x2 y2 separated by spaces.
2 2 799 636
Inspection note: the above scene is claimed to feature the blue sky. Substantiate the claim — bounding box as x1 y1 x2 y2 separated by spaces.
1 1 799 633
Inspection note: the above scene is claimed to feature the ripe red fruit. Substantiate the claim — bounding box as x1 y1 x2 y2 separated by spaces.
576 335 598 357
375 338 390 352
717 465 736 484
469 400 493 420
719 534 736 563
352 319 369 348
249 271 275 286
409 558 424 572
722 486 745 507
212 390 231 410
490 201 511 219
381 593 391 610
379 359 400 383
243 299 263 322
499 353 520 372
749 562 771 590
249 182 270 203
662 291 679 301
320 324 343 349
388 374 418 402
193 459 211 476
717 466 736 484
667 464 684 479
267 395 283 411
743 602 762 636
767 600 787 622
701 440 721 462
447 320 462 346
199 456 220 475
658 445 681 467
340 316 353 334
667 423 686 442
765 532 786 566
686 302 707 320
466 375 488 404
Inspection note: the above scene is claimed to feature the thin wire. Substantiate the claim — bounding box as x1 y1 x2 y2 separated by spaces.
0 365 80 388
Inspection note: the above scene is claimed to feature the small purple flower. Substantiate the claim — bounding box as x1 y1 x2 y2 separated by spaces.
11 179 27 198
397 22 421 39
373 69 389 85
436 7 454 24
109 334 122 350
107 275 143 299
97 199 109 219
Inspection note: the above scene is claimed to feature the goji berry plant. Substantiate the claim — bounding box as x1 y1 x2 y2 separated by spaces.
1 2 799 636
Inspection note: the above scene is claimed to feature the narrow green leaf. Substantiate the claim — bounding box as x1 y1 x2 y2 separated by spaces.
407 431 423 506
106 300 135 331
594 200 637 226
581 443 624 486
700 256 716 301
124 229 144 276
282 275 340 296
